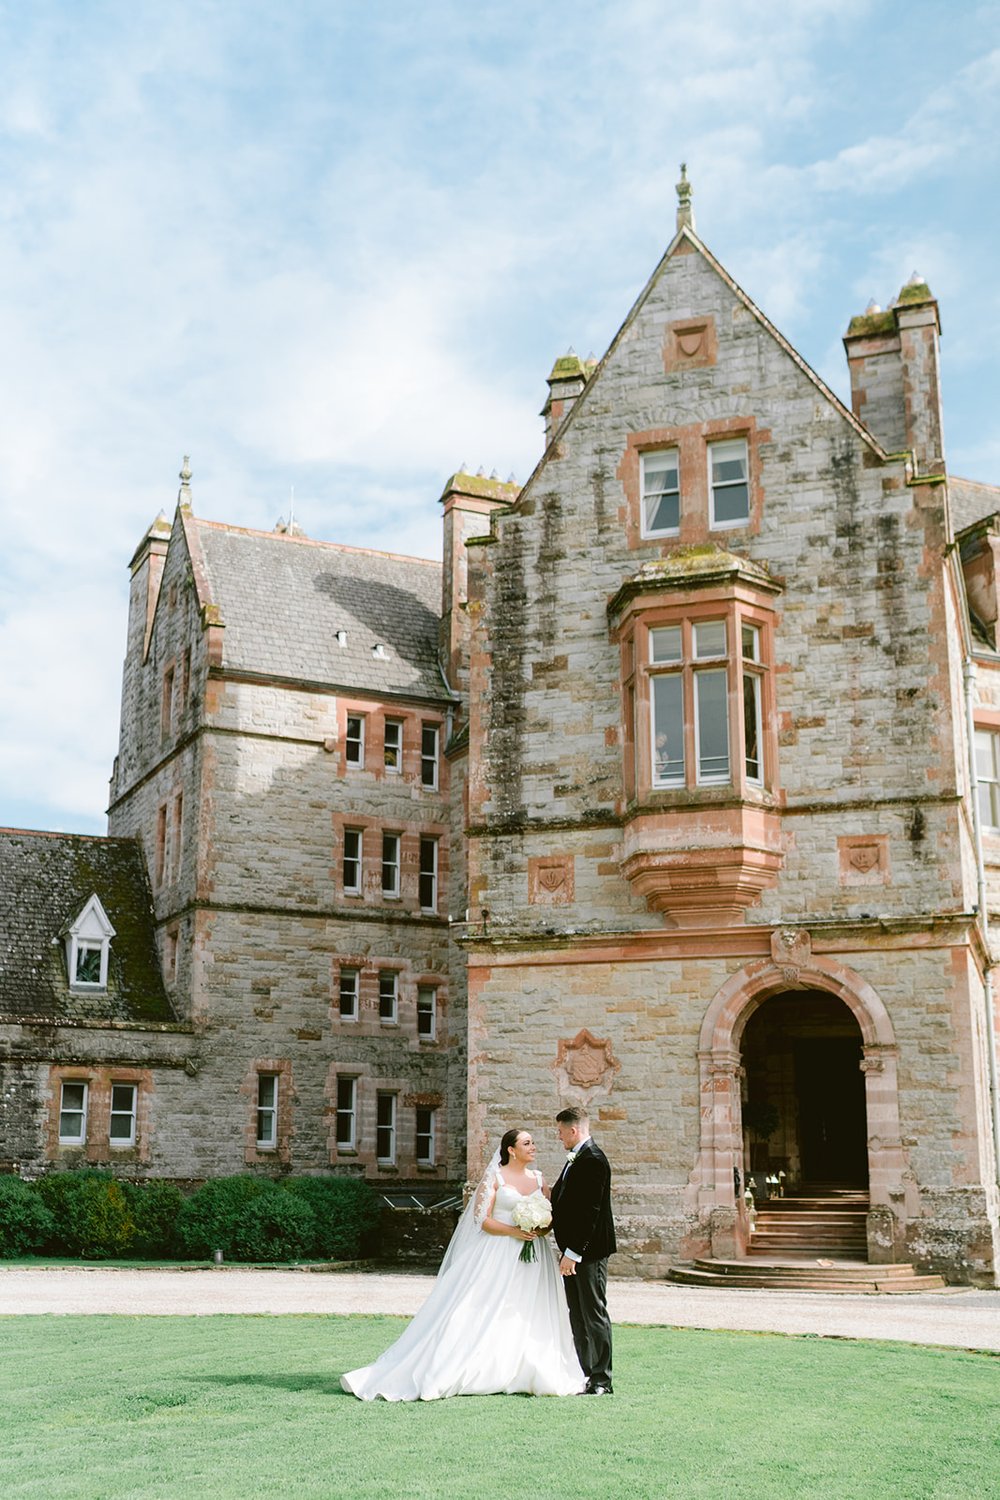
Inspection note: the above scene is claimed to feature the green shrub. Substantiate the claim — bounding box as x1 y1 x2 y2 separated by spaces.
176 1176 278 1260
283 1176 381 1259
35 1170 136 1257
124 1180 185 1258
230 1190 316 1262
0 1175 56 1257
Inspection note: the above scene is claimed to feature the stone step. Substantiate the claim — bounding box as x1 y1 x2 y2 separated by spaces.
669 1258 948 1293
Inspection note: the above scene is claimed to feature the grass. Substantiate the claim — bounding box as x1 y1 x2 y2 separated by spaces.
0 1316 997 1499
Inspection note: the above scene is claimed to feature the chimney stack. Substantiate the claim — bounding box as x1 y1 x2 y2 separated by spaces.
541 350 591 446
843 274 944 473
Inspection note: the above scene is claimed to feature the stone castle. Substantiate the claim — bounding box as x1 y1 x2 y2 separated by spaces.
4 176 1000 1284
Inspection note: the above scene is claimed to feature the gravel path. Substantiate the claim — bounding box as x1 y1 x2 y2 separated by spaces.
2 1266 999 1352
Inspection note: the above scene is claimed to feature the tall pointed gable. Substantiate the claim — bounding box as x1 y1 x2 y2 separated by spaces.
515 171 885 508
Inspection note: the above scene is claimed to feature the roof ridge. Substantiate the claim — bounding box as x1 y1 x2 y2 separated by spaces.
196 518 441 567
0 827 128 843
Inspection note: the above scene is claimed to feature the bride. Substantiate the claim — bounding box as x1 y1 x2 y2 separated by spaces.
341 1128 586 1400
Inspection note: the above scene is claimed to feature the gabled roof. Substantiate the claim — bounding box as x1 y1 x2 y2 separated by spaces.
951 477 1000 536
0 830 173 1025
514 221 888 512
190 518 447 701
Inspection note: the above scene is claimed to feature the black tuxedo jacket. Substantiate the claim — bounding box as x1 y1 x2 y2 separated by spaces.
550 1138 616 1263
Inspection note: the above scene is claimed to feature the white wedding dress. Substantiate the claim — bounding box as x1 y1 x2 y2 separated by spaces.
341 1168 585 1401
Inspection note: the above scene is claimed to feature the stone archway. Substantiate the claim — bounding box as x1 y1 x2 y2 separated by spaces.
687 929 909 1262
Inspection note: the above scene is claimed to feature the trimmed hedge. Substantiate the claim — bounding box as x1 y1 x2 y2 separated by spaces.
36 1170 136 1258
283 1175 381 1260
0 1175 56 1257
5 1171 381 1262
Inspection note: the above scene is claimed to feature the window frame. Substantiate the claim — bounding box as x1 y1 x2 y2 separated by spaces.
336 1076 357 1151
378 970 399 1025
109 1082 138 1147
345 714 365 768
338 966 359 1021
376 1091 397 1165
415 1106 436 1166
383 719 403 773
416 985 437 1042
58 1080 88 1145
160 664 175 738
632 602 774 800
976 727 1000 831
418 836 438 912
420 724 440 789
708 437 750 530
342 828 363 895
256 1073 278 1150
640 449 681 539
381 832 401 898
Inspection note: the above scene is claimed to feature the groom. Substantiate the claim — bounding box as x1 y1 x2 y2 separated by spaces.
550 1106 616 1395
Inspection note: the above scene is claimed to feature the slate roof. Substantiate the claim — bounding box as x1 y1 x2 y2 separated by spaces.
195 521 447 701
0 830 175 1025
951 477 1000 536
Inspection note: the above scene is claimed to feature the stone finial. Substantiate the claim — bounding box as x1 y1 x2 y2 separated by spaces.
676 162 695 232
178 455 192 504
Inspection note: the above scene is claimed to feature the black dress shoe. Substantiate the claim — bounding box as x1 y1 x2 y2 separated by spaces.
585 1383 614 1395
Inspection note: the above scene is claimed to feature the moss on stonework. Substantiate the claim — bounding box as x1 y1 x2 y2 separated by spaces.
846 310 896 337
896 280 933 305
440 473 520 504
547 354 587 381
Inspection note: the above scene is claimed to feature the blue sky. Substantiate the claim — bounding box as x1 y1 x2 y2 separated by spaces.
1 0 998 835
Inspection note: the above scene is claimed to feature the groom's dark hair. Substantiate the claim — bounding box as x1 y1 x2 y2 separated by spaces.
556 1107 588 1126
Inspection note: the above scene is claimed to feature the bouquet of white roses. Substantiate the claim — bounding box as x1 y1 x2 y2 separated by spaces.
511 1190 553 1262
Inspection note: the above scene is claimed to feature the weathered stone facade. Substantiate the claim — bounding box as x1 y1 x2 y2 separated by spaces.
4 184 1000 1283
460 194 1000 1285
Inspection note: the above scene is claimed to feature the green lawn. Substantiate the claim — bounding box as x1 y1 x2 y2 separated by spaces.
0 1317 997 1500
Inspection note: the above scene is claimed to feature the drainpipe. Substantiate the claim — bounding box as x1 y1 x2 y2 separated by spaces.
963 657 1000 1188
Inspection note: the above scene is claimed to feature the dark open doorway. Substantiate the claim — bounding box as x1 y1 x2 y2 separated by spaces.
741 991 868 1194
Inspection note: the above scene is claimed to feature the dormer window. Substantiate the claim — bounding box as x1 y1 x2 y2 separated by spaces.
64 894 115 991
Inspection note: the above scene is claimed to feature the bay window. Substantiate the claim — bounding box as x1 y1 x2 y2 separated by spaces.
644 611 769 794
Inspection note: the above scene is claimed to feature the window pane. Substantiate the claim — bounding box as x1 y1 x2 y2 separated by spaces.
257 1076 276 1110
336 1077 356 1146
62 1083 86 1111
419 837 437 910
421 725 439 787
642 452 679 534
111 1083 135 1113
975 730 996 780
382 833 399 894
75 945 102 983
384 721 402 770
741 623 760 662
343 829 361 891
417 986 436 1038
379 972 398 1022
694 621 726 658
651 674 684 785
416 1107 434 1164
650 626 682 663
711 440 749 525
345 715 364 765
744 672 762 783
339 968 358 1019
110 1115 134 1141
695 669 730 781
376 1093 395 1161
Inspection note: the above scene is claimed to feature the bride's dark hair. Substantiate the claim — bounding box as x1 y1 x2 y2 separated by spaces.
499 1128 524 1166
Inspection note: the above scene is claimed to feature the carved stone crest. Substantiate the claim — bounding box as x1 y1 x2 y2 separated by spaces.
838 834 889 885
769 927 812 975
553 1028 620 1104
663 315 717 372
528 855 575 906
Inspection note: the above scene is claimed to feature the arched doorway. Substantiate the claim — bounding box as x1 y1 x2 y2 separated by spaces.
740 991 868 1193
691 940 909 1262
